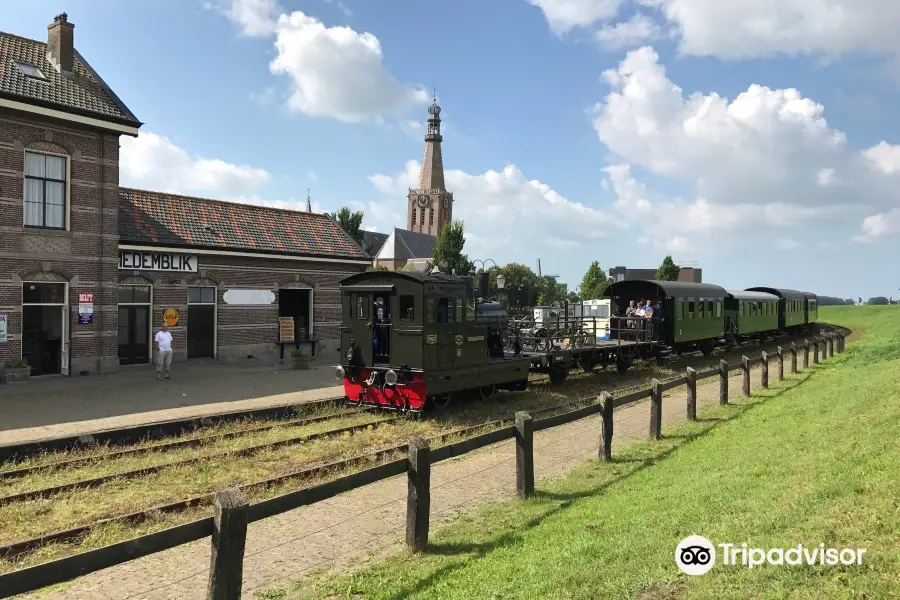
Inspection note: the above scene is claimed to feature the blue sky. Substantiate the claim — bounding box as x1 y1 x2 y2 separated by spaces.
6 0 900 300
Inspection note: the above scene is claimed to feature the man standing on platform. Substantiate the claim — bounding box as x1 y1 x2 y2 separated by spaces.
155 323 173 380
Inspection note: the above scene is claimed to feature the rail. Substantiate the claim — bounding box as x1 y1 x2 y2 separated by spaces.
0 329 848 600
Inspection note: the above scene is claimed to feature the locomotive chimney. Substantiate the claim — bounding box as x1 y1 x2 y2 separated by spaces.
47 12 75 76
478 272 490 301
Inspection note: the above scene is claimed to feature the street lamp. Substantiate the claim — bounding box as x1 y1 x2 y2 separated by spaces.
471 258 497 273
496 273 505 290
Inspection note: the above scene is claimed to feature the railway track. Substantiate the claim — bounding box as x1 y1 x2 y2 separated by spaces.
0 414 398 505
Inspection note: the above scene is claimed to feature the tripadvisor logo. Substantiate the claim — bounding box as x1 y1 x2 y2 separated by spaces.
676 536 867 575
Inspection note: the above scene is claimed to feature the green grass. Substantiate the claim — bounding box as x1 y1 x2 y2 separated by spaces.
270 307 900 599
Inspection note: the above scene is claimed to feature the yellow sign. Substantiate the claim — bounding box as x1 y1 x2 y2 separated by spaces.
163 309 180 326
426 334 437 345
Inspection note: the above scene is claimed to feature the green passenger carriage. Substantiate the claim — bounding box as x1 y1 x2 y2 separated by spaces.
603 280 728 356
744 287 818 330
724 290 779 342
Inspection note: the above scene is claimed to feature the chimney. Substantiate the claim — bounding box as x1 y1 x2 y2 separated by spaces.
47 12 75 76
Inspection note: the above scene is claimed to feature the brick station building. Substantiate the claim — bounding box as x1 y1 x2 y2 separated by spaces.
0 13 369 377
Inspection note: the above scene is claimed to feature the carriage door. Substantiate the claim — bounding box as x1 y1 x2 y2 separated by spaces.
436 297 456 367
350 293 373 365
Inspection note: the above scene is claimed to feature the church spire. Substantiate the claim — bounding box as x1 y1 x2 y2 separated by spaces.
408 93 453 236
417 93 445 190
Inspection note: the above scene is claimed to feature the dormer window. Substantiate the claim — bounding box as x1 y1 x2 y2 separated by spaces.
17 62 47 81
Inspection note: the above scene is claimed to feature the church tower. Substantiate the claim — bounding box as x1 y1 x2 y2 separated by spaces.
408 94 453 236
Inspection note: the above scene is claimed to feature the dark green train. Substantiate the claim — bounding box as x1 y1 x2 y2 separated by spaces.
603 280 818 355
335 272 818 411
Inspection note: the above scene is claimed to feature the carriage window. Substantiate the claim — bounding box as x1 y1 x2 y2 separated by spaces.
355 295 368 320
698 301 705 318
466 299 476 321
716 301 722 317
426 299 435 323
688 300 695 318
706 301 713 315
399 295 415 321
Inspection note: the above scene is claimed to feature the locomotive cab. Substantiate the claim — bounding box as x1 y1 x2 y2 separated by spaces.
337 271 530 411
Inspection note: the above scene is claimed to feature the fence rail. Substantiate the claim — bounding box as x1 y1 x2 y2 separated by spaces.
0 329 848 600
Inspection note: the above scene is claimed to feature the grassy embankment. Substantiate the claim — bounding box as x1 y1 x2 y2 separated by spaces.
271 306 900 599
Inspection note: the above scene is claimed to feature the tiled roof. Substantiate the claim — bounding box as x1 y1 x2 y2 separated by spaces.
119 189 369 261
361 230 389 256
0 31 140 126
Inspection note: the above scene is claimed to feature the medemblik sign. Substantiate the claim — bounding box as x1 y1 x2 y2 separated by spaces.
119 251 198 273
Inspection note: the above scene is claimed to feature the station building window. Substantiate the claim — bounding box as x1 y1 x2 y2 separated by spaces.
24 151 67 230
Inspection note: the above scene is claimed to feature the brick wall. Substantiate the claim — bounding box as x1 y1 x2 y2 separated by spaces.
120 253 367 366
0 111 121 375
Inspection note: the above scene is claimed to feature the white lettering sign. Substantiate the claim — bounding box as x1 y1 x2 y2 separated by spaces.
0 314 6 343
223 289 276 305
118 251 198 273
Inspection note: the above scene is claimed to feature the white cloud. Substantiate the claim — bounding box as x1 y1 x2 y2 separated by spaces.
595 14 662 49
268 12 429 123
325 0 353 18
527 0 623 33
862 141 900 174
644 0 900 64
218 3 427 123
853 209 900 242
367 160 626 257
120 132 272 197
216 0 280 37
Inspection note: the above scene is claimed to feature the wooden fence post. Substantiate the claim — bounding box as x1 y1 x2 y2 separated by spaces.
515 411 534 499
406 437 430 552
760 351 768 388
742 356 750 396
839 332 845 353
777 347 784 381
599 392 613 462
828 334 834 358
649 379 662 439
719 360 728 405
813 337 820 364
803 340 809 369
207 488 249 600
686 367 697 421
790 343 797 374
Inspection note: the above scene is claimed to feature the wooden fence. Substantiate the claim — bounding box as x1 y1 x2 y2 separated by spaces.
0 330 847 600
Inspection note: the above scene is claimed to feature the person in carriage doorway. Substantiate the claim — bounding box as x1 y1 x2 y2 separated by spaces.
641 300 654 340
372 297 391 360
652 300 664 341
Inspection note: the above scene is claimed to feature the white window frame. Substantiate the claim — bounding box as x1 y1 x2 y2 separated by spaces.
23 149 71 231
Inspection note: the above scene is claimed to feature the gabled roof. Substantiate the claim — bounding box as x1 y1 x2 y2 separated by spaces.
374 228 437 261
119 188 369 261
361 230 389 257
0 31 141 127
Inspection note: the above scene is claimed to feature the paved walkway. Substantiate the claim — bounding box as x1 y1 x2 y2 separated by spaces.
24 366 779 600
0 361 342 447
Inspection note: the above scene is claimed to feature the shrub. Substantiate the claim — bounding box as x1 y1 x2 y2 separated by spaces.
4 359 30 369
291 350 310 360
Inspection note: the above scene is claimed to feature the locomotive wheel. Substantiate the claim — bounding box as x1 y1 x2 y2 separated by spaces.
549 366 568 384
616 355 631 374
479 385 497 400
700 342 714 357
431 393 452 410
580 355 595 373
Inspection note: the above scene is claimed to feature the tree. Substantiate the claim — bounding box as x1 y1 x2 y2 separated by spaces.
397 262 420 272
537 275 568 307
486 263 540 307
844 299 856 305
366 264 389 272
655 255 680 281
428 220 472 276
567 291 581 304
329 207 365 248
868 296 889 305
577 261 608 300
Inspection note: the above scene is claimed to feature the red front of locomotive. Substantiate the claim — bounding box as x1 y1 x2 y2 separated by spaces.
338 366 428 411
